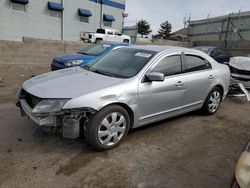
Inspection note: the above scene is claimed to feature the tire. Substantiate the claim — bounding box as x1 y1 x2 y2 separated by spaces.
202 87 222 115
123 39 129 43
85 105 130 150
95 38 102 43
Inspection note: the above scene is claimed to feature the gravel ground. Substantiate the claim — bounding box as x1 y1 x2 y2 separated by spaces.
0 97 250 188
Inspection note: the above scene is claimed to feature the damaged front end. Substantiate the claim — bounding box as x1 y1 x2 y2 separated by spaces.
16 89 96 139
229 57 250 88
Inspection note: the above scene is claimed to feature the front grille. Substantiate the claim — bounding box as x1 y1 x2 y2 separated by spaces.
19 89 42 108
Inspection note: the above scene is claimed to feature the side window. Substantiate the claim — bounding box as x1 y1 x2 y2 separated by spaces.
152 55 182 76
210 49 218 57
184 55 212 73
107 31 113 35
115 31 121 36
217 48 229 56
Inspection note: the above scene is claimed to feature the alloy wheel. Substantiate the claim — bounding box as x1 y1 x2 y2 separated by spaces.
208 91 221 113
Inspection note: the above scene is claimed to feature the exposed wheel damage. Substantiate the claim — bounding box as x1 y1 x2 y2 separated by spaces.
16 88 97 139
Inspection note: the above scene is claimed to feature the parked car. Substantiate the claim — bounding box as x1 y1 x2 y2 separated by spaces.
80 28 131 43
231 140 250 188
193 46 232 64
17 45 230 150
51 42 129 71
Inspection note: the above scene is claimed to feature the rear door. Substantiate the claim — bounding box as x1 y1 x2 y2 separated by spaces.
114 31 123 42
182 54 214 110
106 30 116 42
138 53 187 124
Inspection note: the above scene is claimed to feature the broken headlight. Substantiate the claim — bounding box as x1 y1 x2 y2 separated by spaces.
32 99 68 114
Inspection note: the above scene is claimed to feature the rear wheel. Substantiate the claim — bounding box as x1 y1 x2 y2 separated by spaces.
202 87 222 115
85 105 130 150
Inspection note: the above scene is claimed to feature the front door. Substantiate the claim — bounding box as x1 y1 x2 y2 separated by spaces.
138 54 187 125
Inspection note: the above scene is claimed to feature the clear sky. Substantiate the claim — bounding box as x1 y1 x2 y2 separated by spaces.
124 0 250 34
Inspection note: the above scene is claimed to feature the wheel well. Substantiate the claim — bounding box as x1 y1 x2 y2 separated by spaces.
214 85 224 97
105 103 134 129
95 38 103 42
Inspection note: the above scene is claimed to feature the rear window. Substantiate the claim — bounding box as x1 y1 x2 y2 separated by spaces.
96 29 105 34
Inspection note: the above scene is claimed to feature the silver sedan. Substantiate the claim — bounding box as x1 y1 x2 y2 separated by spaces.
17 45 230 150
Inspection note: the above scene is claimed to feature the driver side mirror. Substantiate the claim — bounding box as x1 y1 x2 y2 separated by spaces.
147 72 165 82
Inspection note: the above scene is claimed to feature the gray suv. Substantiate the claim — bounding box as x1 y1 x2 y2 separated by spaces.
17 45 230 150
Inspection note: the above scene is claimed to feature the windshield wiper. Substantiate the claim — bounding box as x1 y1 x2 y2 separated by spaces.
82 64 90 70
79 52 88 55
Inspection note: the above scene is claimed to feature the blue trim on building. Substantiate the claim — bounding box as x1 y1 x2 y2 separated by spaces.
11 0 29 5
103 14 115 21
48 2 64 11
78 8 92 17
89 0 125 10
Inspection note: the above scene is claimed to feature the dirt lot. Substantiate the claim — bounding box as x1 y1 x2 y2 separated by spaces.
0 64 50 104
0 64 250 188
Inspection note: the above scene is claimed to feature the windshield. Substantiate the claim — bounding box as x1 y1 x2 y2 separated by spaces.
79 44 112 56
85 48 156 78
194 47 212 54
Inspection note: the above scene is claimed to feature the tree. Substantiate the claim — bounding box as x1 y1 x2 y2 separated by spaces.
158 21 172 39
137 19 152 36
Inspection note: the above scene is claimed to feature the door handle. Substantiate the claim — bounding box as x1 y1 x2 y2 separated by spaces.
175 81 184 87
208 75 214 80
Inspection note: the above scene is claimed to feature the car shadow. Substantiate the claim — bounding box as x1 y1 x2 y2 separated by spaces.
128 110 204 135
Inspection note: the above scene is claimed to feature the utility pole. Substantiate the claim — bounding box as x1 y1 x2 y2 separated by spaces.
187 13 191 41
61 0 64 41
224 13 231 48
100 0 103 28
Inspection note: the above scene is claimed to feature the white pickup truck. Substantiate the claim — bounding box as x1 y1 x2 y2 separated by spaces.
80 28 131 43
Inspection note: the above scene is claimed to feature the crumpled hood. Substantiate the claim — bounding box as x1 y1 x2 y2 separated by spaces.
22 67 123 99
229 57 250 71
54 53 96 63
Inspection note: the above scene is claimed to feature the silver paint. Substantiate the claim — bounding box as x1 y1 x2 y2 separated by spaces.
20 45 231 128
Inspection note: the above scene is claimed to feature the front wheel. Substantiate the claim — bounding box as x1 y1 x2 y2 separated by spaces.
85 105 130 150
202 87 222 115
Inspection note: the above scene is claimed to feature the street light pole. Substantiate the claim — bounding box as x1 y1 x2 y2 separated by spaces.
100 0 103 28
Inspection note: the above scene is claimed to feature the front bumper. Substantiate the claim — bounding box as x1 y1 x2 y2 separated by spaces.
19 99 57 126
231 73 250 81
51 62 67 71
231 73 250 89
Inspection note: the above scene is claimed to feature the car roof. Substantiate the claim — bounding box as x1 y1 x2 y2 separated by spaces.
127 45 198 54
101 42 129 46
193 46 216 48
